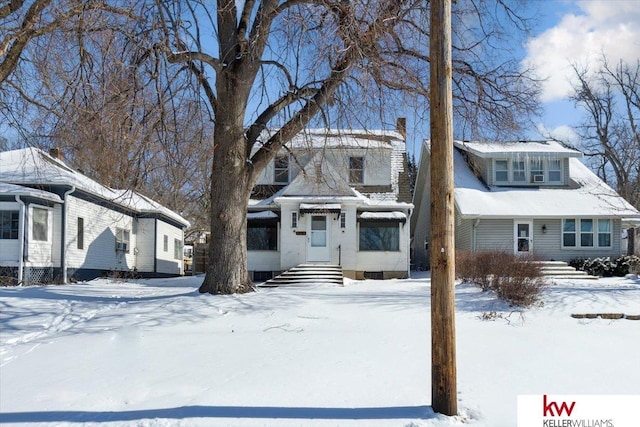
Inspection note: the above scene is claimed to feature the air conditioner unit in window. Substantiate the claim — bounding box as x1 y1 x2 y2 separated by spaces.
533 174 545 183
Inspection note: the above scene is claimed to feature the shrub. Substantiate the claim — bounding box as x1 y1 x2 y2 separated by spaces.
569 255 640 277
456 250 546 307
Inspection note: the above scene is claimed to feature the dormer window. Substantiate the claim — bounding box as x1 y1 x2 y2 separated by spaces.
512 160 526 182
530 159 544 183
274 155 289 184
548 159 562 182
349 156 364 184
495 160 508 182
493 158 564 186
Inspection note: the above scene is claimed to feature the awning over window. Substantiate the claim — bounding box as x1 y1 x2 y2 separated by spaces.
247 210 279 224
299 203 342 214
357 211 407 224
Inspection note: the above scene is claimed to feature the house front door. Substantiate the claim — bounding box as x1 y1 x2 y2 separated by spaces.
307 215 330 262
514 220 533 254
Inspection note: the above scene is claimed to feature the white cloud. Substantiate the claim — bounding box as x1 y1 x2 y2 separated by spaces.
524 1 640 102
535 123 580 145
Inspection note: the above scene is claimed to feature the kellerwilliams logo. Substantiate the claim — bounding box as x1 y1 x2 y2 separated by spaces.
517 395 639 427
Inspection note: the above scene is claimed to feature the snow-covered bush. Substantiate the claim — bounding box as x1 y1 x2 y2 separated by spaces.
456 250 546 307
569 255 640 277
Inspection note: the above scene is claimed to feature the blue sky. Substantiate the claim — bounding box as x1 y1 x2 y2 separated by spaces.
522 0 640 143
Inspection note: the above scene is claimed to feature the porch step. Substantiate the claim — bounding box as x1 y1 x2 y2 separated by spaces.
533 261 599 280
261 264 344 287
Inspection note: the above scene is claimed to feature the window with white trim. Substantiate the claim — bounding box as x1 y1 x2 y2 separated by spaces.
563 219 576 247
512 160 526 182
495 160 508 182
174 238 182 260
274 155 289 184
340 212 346 228
349 157 364 184
548 159 562 182
530 159 544 182
0 211 19 239
32 207 49 241
562 218 611 249
598 219 612 247
359 222 399 251
116 228 130 253
291 212 298 229
163 235 168 252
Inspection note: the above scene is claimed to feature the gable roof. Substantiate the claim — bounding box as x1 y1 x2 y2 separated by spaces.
251 128 410 206
0 147 190 227
449 143 640 218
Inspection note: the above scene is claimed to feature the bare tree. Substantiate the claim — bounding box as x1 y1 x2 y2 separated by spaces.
0 0 135 86
153 0 541 294
570 57 640 209
1 2 214 232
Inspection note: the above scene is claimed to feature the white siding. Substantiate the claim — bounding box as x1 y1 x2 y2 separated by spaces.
136 218 155 272
65 195 136 272
255 148 392 187
155 220 183 275
27 204 54 266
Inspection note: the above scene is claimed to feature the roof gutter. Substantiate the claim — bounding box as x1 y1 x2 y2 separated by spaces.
15 196 25 285
62 186 76 283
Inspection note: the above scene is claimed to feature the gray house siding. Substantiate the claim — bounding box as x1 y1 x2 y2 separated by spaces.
475 219 513 252
531 218 622 261
455 213 473 251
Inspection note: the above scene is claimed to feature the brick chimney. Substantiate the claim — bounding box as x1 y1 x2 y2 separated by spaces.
49 147 63 161
396 117 407 139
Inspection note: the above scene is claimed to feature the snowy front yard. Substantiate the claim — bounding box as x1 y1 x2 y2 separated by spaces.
1 273 639 426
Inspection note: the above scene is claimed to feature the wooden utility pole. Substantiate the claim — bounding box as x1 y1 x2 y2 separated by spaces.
429 0 457 416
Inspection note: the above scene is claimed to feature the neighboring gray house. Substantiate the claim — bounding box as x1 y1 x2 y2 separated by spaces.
247 125 413 280
411 139 640 269
0 147 190 284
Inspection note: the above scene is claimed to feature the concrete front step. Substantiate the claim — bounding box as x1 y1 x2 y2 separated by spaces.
261 264 344 287
534 261 599 280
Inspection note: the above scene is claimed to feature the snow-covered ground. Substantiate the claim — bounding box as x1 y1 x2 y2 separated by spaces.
1 273 639 426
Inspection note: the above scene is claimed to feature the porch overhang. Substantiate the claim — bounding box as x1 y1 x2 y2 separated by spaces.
299 203 342 215
357 211 407 224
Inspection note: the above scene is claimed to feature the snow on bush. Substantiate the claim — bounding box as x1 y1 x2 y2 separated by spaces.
569 255 640 277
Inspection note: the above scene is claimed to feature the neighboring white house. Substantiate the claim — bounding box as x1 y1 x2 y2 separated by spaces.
0 147 190 284
247 124 413 280
411 139 640 269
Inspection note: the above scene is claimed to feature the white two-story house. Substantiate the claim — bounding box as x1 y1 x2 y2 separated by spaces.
412 140 640 269
247 124 413 281
0 147 190 284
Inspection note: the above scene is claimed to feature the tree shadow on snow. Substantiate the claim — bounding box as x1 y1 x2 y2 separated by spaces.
0 405 435 423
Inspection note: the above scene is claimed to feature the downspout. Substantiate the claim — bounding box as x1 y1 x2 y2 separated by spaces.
472 218 480 252
62 186 76 283
406 208 412 277
15 196 25 285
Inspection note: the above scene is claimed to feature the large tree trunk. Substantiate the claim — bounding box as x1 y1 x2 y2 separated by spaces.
198 71 254 294
198 150 254 294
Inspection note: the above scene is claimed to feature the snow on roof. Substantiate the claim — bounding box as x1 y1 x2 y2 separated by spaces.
358 211 407 221
0 148 189 227
299 203 342 212
0 182 63 203
453 150 640 218
454 140 582 158
250 129 404 157
247 211 278 219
